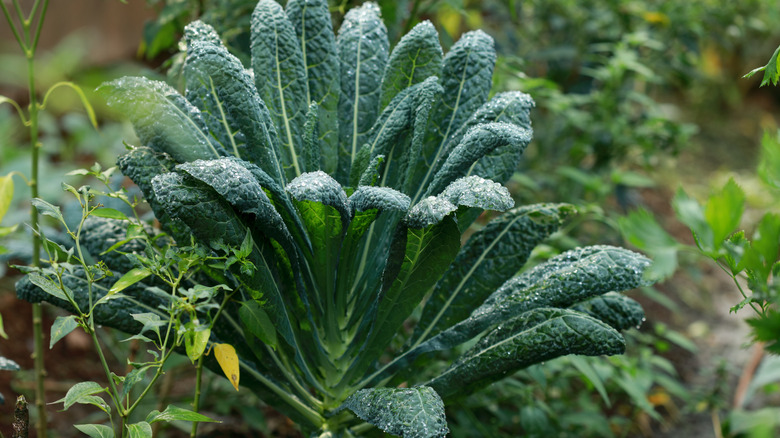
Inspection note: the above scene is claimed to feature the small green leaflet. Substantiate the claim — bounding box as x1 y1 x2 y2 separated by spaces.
184 320 211 362
744 44 780 87
31 198 65 224
50 315 79 349
54 381 107 410
74 424 114 438
28 272 72 302
0 173 13 222
121 366 152 400
126 422 152 438
91 208 129 221
340 386 448 438
109 268 151 294
239 300 278 349
146 404 221 424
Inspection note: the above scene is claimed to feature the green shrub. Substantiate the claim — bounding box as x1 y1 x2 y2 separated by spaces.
17 1 656 436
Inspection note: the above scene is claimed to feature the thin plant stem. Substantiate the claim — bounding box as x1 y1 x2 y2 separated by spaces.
20 0 52 434
190 355 204 438
89 329 122 429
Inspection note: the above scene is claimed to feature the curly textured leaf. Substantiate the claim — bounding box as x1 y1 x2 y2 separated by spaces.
413 246 651 359
152 172 246 250
427 307 625 398
116 146 177 207
425 122 531 198
404 196 457 229
360 77 441 191
336 2 389 181
101 77 222 163
357 154 385 187
380 20 442 110
184 30 286 184
176 158 295 258
341 386 449 438
444 91 534 160
438 176 513 211
286 171 350 225
183 19 222 47
303 102 321 173
413 204 573 344
571 292 645 331
346 216 460 384
151 171 324 391
251 0 309 179
349 186 410 213
17 269 165 334
286 0 340 173
411 30 496 204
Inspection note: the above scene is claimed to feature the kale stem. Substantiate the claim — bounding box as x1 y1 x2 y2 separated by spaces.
240 363 324 428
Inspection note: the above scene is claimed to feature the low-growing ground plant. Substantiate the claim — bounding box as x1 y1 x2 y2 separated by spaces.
17 1 656 436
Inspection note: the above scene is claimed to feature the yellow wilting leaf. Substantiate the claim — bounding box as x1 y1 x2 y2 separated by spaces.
214 343 239 391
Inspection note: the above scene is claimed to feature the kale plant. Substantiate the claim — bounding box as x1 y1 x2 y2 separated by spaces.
17 1 654 436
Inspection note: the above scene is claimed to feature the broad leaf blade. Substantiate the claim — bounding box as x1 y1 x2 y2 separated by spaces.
414 204 573 344
443 91 535 162
571 292 645 331
176 158 296 258
360 77 442 191
341 386 449 438
348 186 410 214
336 2 389 181
414 246 652 359
438 175 513 211
427 308 625 398
251 0 308 179
286 0 340 174
347 216 460 383
380 20 442 110
101 77 222 163
184 31 287 184
411 30 496 204
425 122 531 199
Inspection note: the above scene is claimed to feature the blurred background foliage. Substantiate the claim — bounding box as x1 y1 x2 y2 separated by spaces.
3 0 780 436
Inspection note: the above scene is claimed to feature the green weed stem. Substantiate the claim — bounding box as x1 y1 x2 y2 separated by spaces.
190 356 204 438
2 1 55 436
